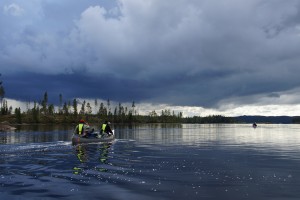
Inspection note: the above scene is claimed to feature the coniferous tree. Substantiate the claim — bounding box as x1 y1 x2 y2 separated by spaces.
86 102 92 115
73 99 78 117
0 74 5 112
132 101 135 115
107 99 111 115
41 92 48 114
15 107 22 124
48 104 54 115
63 102 69 115
98 102 107 117
68 100 71 114
94 99 98 114
59 93 63 114
80 100 86 115
1 99 8 115
32 101 40 123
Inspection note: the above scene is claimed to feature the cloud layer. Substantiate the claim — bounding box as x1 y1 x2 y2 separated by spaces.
1 0 300 113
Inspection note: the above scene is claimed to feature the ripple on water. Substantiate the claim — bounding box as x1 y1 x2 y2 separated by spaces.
1 125 300 199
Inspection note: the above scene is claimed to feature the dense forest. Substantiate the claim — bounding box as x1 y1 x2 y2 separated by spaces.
0 74 236 125
0 92 235 125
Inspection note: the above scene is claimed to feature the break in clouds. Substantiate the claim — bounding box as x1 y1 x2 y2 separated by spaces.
1 0 300 113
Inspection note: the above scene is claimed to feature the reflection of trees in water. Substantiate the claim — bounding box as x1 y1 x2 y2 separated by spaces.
0 128 73 144
1 124 74 144
14 124 73 132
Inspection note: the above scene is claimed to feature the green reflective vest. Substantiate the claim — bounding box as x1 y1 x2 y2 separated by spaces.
102 124 107 132
78 123 84 135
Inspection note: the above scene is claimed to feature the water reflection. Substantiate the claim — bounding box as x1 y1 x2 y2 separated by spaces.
98 143 112 164
13 124 73 132
0 124 73 144
1 124 300 199
2 123 300 155
114 124 300 153
72 142 114 175
75 144 89 163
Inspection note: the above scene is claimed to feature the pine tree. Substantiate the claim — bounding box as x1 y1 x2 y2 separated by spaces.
59 93 63 114
86 102 92 115
41 92 48 114
73 99 78 117
0 74 5 112
15 107 22 124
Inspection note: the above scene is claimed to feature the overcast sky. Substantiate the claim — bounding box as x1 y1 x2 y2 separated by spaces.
1 0 300 116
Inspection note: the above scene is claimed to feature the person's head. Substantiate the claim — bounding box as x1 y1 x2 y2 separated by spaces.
79 119 85 123
107 121 111 125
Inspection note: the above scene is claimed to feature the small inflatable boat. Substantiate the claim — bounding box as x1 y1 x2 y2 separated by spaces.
72 131 115 144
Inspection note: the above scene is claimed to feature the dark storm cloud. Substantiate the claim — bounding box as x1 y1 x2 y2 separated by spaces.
1 0 300 108
3 72 150 104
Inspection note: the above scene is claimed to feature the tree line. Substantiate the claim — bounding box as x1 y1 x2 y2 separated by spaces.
0 93 235 124
0 75 235 124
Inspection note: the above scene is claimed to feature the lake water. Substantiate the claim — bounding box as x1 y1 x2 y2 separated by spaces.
1 124 300 200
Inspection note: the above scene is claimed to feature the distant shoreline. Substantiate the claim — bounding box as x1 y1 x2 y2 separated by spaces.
1 115 300 130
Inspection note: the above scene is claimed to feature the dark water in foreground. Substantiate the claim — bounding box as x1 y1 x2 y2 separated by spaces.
1 124 300 200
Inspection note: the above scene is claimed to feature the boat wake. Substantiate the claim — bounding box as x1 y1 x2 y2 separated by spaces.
0 141 72 154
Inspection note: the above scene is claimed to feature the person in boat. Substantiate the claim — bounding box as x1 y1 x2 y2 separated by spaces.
101 121 113 136
74 119 93 138
252 122 257 128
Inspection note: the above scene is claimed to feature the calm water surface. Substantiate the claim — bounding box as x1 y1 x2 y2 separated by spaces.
1 124 300 200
